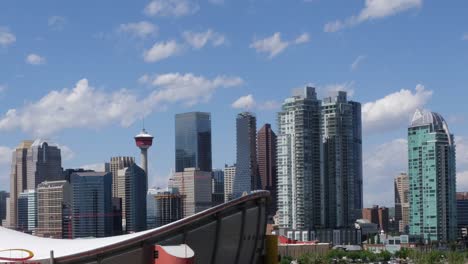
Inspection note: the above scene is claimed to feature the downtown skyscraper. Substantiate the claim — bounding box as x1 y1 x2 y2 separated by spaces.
408 109 457 242
257 123 277 216
233 112 259 198
175 112 212 173
277 87 322 230
395 172 410 233
322 91 362 228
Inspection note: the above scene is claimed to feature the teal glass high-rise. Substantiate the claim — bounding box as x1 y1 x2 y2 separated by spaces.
408 109 457 242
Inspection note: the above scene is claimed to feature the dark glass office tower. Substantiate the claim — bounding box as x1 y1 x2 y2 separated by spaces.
257 124 277 216
175 112 212 173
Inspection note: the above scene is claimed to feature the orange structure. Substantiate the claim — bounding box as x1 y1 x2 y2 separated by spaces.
154 244 195 264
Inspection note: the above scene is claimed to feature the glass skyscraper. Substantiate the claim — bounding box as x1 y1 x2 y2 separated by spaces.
408 109 457 242
175 112 212 173
233 112 259 198
322 91 362 228
277 87 322 230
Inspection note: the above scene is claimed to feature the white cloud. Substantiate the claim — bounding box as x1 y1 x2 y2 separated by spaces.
456 137 468 167
26 54 46 65
250 32 309 59
81 163 106 172
48 16 66 31
145 73 244 106
458 171 468 192
0 146 12 165
324 0 423 32
294 33 310 44
0 73 243 136
143 40 183 62
364 138 407 206
323 82 355 98
0 27 16 47
182 29 226 49
58 144 75 161
232 94 255 110
118 21 158 39
362 84 432 134
462 33 468 41
351 55 366 71
144 0 199 17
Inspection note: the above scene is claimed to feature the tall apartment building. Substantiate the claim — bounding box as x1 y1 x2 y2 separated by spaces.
171 168 212 218
9 140 33 228
322 91 362 228
395 173 410 233
0 191 9 226
212 169 225 206
257 123 277 216
457 192 468 239
17 190 36 233
175 112 212 173
36 180 71 239
118 163 147 233
277 87 322 230
233 112 259 198
109 156 135 198
223 164 236 202
70 172 113 238
408 110 457 242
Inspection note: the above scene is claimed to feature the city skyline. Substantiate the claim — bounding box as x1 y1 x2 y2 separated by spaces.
0 1 467 209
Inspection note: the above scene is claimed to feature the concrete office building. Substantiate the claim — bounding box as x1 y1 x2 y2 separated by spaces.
0 191 8 226
36 180 71 239
27 139 63 190
70 172 113 238
277 87 322 230
171 168 212 218
212 169 225 206
175 112 212 173
155 189 184 227
233 112 259 198
257 123 277 216
457 192 468 239
118 163 147 233
408 110 457 242
223 164 236 202
322 91 362 228
9 140 33 229
109 156 134 198
395 173 410 233
17 190 36 233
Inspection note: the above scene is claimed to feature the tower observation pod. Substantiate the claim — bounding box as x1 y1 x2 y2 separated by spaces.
135 128 154 176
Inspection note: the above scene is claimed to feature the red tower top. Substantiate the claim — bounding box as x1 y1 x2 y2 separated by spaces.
135 128 154 149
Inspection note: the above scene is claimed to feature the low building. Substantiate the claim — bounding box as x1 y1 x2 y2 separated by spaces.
457 192 468 239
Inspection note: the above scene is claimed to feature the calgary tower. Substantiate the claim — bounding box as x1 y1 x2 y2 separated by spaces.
134 128 154 176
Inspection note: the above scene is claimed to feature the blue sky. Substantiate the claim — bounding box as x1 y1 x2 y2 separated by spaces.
0 0 467 206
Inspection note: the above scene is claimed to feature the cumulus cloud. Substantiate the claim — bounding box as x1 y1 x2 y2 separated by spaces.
58 144 75 161
0 27 16 47
362 84 432 134
231 94 280 111
0 146 12 165
144 73 244 106
182 29 225 49
143 40 183 62
351 55 366 71
118 21 158 39
364 138 408 206
324 0 423 32
232 94 255 110
458 171 468 192
26 54 46 65
48 16 66 31
81 163 106 172
0 74 243 136
250 32 309 59
294 33 310 44
144 0 199 17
